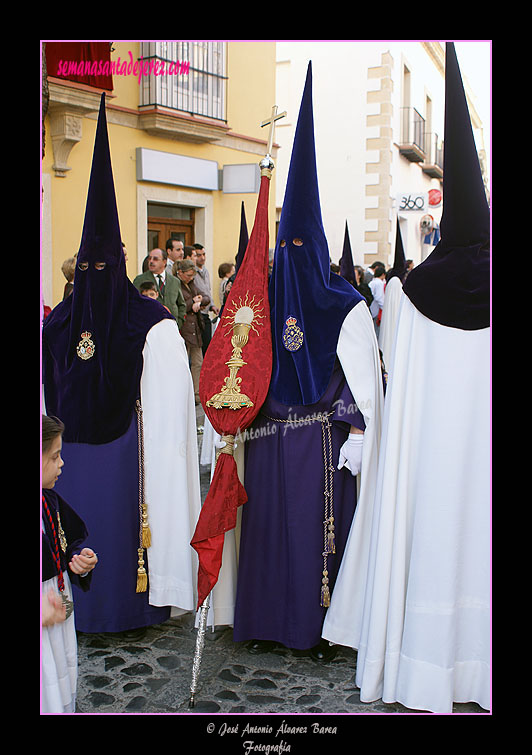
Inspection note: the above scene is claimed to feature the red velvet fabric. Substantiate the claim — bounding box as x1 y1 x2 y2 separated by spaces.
45 42 113 90
191 175 273 608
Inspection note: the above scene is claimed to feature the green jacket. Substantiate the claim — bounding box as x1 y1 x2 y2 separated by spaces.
133 271 186 330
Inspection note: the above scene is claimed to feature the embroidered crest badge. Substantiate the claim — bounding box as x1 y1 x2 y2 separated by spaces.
77 331 95 360
282 316 304 352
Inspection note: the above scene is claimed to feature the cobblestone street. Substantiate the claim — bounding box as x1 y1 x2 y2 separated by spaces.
74 406 488 723
76 612 486 717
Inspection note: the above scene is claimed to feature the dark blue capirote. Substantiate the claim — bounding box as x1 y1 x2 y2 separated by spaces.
268 62 363 407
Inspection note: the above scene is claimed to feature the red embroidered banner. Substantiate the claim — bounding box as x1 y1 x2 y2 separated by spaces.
191 174 272 608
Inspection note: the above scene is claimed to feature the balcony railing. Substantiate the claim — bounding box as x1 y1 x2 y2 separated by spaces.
399 107 426 162
139 41 227 122
422 133 444 178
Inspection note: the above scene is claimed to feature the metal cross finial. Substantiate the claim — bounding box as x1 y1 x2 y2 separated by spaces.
259 105 287 176
261 105 287 156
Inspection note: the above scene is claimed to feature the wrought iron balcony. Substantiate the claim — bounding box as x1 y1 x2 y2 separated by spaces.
398 107 426 162
422 133 444 178
137 41 229 143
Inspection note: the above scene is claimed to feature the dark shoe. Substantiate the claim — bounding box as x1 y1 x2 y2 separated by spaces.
309 639 338 663
247 639 279 655
291 647 311 658
118 627 148 642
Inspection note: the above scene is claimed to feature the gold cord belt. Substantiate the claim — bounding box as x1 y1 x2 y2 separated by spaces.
214 434 236 463
261 410 336 607
135 400 151 593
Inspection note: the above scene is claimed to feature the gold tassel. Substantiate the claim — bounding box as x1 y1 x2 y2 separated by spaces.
135 401 150 583
327 527 336 555
321 571 330 608
136 548 148 593
141 504 151 548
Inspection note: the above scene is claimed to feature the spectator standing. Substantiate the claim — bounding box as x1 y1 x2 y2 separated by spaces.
175 258 210 403
61 255 77 300
183 245 197 264
218 261 235 304
193 243 219 354
364 260 385 284
354 265 373 309
133 248 185 329
165 238 184 275
138 280 171 313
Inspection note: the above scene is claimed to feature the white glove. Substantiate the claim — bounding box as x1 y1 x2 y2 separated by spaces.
214 435 238 453
337 433 364 476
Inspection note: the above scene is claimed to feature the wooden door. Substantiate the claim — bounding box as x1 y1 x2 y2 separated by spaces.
147 217 194 253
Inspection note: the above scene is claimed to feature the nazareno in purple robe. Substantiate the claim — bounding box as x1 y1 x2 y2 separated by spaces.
43 94 172 633
233 358 365 649
55 416 170 633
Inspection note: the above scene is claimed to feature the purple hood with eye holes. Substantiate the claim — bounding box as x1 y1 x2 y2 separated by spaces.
42 93 172 444
268 62 364 406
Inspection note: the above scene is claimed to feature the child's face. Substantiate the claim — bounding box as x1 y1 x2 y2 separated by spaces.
42 435 64 489
142 290 158 300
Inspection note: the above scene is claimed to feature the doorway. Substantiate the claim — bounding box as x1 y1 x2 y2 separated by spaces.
147 202 195 253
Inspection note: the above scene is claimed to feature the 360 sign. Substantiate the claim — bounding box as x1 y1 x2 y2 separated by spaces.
397 192 428 211
397 189 442 211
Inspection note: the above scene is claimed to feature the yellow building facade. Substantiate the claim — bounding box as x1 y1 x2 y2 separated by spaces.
41 41 278 308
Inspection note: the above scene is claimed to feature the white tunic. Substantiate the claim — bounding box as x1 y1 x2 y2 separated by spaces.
323 293 491 713
378 276 403 372
41 573 77 713
140 318 202 612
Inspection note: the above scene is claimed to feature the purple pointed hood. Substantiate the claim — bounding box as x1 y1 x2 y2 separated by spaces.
43 93 173 444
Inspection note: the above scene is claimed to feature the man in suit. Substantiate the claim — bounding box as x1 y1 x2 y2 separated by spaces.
165 238 184 276
133 248 185 329
192 243 218 354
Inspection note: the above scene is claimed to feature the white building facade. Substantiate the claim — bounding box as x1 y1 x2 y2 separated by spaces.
274 41 489 270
